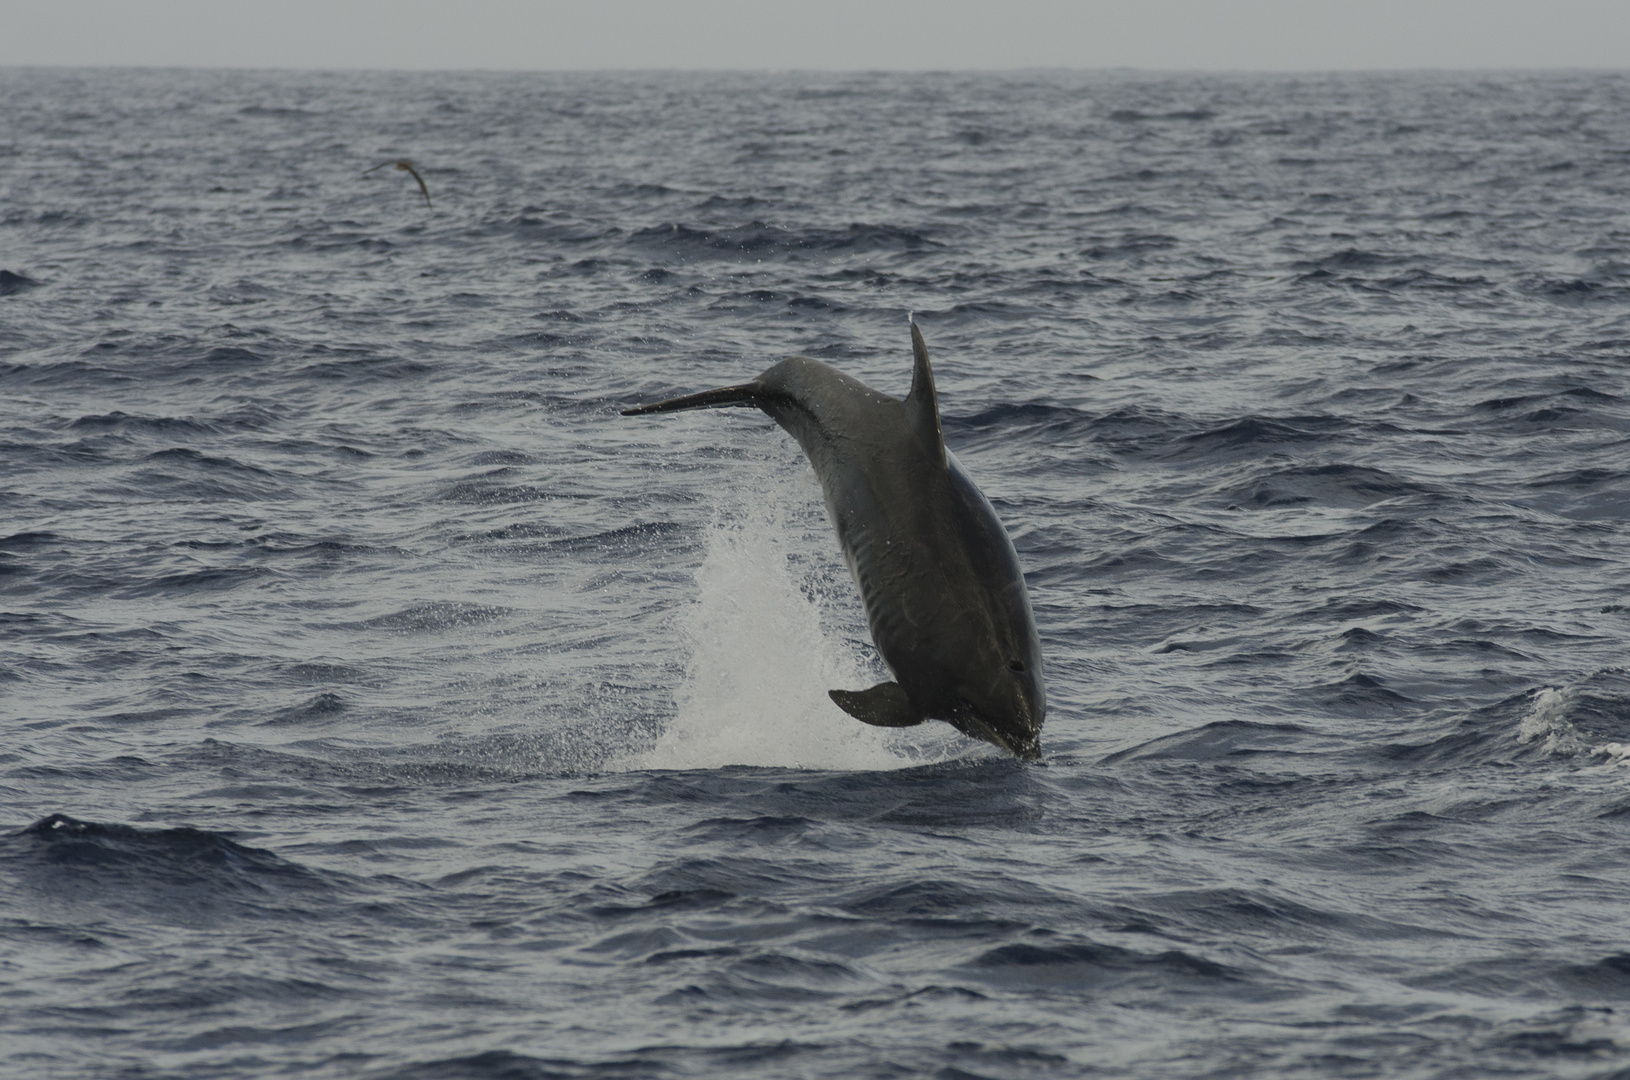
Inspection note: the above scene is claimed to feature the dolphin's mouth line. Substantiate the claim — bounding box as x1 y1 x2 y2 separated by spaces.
951 710 1041 762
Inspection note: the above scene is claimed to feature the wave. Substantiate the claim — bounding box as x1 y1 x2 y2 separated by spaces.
331 601 516 633
964 940 1249 994
1175 415 1352 459
1516 681 1630 764
1107 108 1216 123
705 289 847 313
68 411 218 436
0 269 42 295
3 815 332 924
295 356 434 382
115 448 285 502
114 566 271 598
0 530 60 552
1102 720 1318 764
628 220 935 260
1293 248 1410 272
1316 671 1414 712
1219 463 1434 510
1368 677 1630 769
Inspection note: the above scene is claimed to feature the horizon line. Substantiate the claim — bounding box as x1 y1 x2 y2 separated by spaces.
2 62 1627 76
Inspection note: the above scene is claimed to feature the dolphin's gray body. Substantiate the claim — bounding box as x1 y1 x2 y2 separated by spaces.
623 324 1045 759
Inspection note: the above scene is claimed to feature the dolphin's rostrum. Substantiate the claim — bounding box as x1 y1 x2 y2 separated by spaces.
623 322 1046 759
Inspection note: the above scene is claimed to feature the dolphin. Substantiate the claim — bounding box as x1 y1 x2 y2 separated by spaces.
623 321 1046 759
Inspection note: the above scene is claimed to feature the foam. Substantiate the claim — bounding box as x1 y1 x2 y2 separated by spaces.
1518 685 1630 767
1517 687 1587 756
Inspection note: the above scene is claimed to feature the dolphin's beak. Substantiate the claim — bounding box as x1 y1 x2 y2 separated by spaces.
995 730 1041 762
960 714 1041 762
1008 735 1042 762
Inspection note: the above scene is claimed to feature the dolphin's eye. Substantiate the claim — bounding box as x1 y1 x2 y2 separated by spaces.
1009 660 1026 673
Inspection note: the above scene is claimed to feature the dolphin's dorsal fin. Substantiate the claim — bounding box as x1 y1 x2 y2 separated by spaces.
830 683 923 727
906 320 947 468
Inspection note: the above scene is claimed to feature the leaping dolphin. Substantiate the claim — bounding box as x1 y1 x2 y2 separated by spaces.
623 321 1046 760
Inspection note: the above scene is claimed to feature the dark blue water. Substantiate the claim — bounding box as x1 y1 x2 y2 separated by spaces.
5 67 1630 1078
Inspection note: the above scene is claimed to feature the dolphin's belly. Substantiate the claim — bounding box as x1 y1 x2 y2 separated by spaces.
824 451 1029 687
835 507 927 670
768 405 945 671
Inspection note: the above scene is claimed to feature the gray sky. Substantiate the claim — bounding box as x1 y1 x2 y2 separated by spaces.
3 0 1627 71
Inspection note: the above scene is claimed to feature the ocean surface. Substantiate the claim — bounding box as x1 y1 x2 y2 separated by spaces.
3 67 1630 1078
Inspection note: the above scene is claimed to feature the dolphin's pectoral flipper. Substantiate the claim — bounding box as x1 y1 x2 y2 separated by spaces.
905 321 946 467
621 383 761 416
829 683 924 727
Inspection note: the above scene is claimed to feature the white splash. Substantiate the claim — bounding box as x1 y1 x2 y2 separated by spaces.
1517 685 1630 766
632 460 962 772
1517 686 1587 756
1597 742 1630 768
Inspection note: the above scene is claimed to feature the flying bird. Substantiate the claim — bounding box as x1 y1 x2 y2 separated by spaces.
363 159 431 209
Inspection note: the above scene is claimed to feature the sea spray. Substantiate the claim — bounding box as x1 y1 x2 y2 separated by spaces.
635 454 962 770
